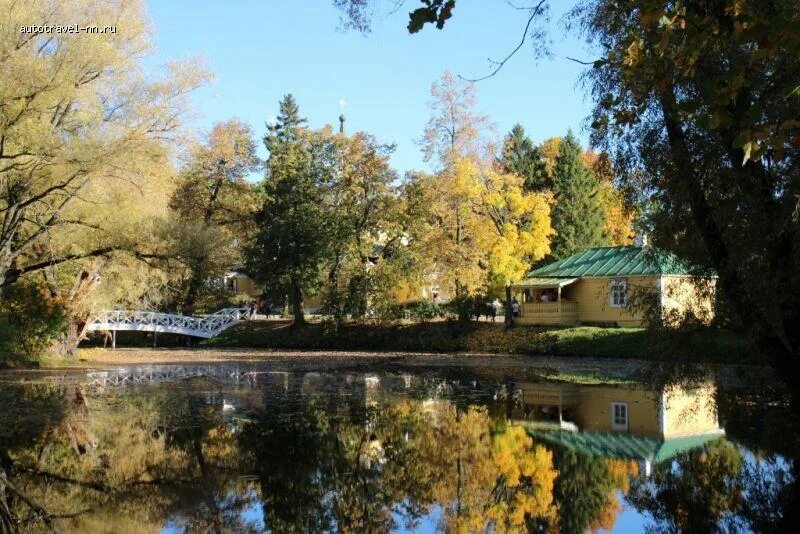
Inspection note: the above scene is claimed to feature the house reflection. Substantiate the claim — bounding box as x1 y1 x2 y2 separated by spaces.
511 380 725 476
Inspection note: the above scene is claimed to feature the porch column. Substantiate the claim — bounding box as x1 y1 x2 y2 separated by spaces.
557 286 562 315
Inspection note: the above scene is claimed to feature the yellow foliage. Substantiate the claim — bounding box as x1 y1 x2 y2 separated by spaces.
599 182 636 245
418 404 558 532
413 156 553 295
589 459 640 532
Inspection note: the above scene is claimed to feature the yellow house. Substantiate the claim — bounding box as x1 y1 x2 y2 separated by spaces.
223 271 262 298
223 270 324 312
513 380 724 474
511 245 715 327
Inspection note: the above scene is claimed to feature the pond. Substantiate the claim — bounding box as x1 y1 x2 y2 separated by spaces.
0 359 794 533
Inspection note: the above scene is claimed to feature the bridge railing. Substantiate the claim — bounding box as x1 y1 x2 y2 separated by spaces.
87 307 251 338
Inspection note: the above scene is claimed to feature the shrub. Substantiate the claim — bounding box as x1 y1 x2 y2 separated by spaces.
0 281 67 366
444 294 494 321
382 300 442 322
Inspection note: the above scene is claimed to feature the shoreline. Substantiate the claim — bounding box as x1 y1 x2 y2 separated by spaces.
9 347 770 388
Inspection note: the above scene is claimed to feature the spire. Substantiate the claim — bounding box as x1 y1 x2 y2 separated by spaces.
338 98 346 134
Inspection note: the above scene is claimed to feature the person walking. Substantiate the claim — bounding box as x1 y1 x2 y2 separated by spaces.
491 298 502 322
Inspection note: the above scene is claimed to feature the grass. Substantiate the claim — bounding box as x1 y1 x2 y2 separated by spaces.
206 320 760 365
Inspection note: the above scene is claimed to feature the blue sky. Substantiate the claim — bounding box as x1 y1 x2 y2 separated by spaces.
145 1 598 174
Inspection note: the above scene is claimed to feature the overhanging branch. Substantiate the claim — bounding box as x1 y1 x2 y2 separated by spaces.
459 0 547 82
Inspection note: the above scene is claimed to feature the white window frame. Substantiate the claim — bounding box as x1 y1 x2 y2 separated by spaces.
610 278 627 308
611 402 628 431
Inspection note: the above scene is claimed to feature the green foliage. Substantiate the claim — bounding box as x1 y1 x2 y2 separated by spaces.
385 300 442 322
552 447 616 534
407 0 456 33
583 0 800 398
168 119 262 312
246 95 331 325
549 132 607 260
208 321 756 364
500 124 550 192
0 282 67 366
627 439 745 532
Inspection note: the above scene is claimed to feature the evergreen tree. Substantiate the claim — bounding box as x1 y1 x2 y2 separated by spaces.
549 132 607 260
499 124 549 192
246 95 329 326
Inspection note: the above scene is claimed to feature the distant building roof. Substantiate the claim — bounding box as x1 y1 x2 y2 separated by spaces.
527 246 693 278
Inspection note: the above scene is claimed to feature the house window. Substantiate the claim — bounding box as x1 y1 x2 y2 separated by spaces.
610 278 627 307
612 402 628 430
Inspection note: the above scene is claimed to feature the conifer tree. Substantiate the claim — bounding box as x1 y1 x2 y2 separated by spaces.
499 124 549 192
246 95 329 326
549 132 607 260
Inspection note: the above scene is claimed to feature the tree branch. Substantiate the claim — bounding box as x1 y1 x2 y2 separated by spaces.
459 0 547 82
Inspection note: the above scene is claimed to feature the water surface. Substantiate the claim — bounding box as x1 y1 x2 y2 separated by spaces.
0 359 793 532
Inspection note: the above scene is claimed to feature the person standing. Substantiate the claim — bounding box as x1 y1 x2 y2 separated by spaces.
491 298 502 322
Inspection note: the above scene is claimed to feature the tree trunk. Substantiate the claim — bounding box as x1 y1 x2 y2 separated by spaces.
54 318 89 357
182 269 205 314
659 89 800 531
327 252 343 323
504 285 514 327
291 275 305 327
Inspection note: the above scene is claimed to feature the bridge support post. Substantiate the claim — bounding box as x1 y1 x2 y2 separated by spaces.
112 330 116 350
153 330 158 348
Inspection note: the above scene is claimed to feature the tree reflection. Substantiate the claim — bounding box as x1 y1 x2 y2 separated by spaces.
0 373 797 532
550 446 640 534
238 395 558 533
627 439 744 532
1 381 260 532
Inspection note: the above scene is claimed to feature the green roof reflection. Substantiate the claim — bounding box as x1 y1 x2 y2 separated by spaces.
520 424 725 464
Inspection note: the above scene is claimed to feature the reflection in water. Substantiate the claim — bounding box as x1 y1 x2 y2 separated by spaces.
0 364 794 532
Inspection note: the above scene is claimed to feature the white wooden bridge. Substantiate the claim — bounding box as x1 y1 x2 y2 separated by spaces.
86 307 251 344
86 365 288 388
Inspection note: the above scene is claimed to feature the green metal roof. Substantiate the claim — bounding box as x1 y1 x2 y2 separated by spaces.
528 246 692 278
512 277 578 288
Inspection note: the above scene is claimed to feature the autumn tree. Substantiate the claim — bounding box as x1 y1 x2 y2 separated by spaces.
169 120 261 312
418 72 491 303
549 132 607 260
0 0 209 355
0 0 207 292
319 131 407 321
591 152 635 246
470 159 553 324
414 74 554 318
580 7 800 506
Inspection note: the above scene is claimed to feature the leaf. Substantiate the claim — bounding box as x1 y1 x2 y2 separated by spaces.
731 130 751 148
407 7 436 34
741 141 753 165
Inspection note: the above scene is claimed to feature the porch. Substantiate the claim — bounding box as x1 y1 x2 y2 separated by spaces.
517 301 579 326
511 276 580 326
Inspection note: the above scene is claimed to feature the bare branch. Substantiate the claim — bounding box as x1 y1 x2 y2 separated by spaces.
459 0 547 83
565 56 600 65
